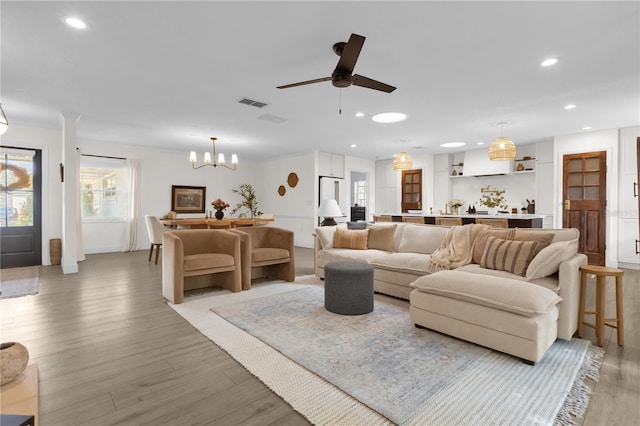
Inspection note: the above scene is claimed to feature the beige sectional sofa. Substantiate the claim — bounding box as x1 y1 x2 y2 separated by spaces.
314 222 587 361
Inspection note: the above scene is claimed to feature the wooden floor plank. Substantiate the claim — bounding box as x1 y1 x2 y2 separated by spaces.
1 248 637 425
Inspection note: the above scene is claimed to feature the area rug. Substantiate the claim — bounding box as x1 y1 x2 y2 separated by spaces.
0 266 39 299
169 277 604 426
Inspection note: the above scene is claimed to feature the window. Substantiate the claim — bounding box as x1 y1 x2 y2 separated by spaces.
0 148 35 227
80 157 128 221
354 180 367 207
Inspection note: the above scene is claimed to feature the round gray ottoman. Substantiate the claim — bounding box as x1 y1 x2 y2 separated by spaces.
324 262 374 315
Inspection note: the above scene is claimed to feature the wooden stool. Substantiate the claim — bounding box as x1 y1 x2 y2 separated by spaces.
577 264 625 347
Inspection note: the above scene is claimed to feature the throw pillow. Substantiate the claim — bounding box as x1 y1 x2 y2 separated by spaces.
315 226 337 250
347 221 367 230
333 228 369 250
513 230 554 259
367 225 396 251
397 224 449 254
472 228 516 264
480 236 539 276
526 239 579 280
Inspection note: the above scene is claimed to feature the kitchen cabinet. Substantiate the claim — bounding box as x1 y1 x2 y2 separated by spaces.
618 127 639 267
318 151 344 178
618 219 639 265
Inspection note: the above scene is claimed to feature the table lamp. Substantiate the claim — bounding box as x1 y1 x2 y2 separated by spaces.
318 199 343 226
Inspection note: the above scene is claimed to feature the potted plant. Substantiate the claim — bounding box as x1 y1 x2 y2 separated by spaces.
230 184 263 218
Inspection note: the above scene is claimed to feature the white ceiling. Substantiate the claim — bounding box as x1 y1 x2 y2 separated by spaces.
2 1 639 162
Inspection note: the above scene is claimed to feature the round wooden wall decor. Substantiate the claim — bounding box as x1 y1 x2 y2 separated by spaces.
278 185 286 196
287 172 299 188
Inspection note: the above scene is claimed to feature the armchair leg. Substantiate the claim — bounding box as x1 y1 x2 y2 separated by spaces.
155 244 161 264
149 244 154 262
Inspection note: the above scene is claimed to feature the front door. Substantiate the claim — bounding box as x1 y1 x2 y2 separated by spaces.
0 147 42 268
401 169 422 213
562 151 606 265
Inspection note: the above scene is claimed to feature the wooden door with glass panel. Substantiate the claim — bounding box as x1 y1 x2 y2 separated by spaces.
401 169 422 213
562 151 606 266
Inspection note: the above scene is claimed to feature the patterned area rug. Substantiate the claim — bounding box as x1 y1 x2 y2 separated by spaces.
170 278 603 425
0 266 39 299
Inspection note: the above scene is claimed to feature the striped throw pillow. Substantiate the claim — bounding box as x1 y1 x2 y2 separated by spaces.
333 228 369 250
480 236 539 276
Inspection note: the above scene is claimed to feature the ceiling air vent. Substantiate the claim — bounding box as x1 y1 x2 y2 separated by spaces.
239 98 268 108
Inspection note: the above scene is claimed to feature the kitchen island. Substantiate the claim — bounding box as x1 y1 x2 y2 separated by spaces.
378 213 545 228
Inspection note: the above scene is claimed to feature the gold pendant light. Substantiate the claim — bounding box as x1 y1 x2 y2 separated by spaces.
489 122 516 161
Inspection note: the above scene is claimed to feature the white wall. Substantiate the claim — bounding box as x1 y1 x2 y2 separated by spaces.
554 128 620 266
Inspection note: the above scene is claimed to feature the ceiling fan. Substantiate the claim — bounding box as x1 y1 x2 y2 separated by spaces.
277 33 396 93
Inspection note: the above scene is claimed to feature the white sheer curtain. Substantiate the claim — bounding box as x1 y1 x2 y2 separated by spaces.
122 159 141 252
76 148 85 261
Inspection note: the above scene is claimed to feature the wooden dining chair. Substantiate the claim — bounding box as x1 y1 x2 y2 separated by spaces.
435 217 463 227
373 215 392 222
207 220 231 230
402 216 424 224
475 218 509 228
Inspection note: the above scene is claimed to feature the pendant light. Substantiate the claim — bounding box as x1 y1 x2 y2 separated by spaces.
488 122 516 161
189 137 238 171
392 140 413 171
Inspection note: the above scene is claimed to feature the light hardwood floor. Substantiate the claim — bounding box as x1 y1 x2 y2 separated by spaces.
1 249 638 425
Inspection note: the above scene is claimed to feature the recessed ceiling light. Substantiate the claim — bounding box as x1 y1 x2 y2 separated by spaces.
350 143 357 148
65 17 87 29
355 112 365 118
440 142 466 148
372 112 407 123
477 141 485 145
541 58 558 67
564 104 577 110
582 126 592 130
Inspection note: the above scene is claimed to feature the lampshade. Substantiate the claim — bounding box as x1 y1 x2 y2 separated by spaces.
189 137 238 170
0 104 8 135
488 136 516 161
318 199 343 226
393 151 413 171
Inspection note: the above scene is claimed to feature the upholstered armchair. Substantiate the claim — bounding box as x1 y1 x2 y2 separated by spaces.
231 227 295 289
162 229 242 304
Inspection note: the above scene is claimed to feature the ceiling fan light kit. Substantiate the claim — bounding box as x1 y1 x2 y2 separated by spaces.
277 33 396 93
190 137 238 171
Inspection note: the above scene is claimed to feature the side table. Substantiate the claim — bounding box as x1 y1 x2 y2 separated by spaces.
577 265 625 347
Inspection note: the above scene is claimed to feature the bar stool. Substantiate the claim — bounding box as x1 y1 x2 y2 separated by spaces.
577 264 625 347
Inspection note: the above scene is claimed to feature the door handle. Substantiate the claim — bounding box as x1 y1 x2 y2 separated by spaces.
636 239 639 255
634 182 638 198
564 199 571 210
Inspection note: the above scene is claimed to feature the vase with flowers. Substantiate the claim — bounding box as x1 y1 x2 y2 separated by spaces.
448 199 464 215
211 198 230 220
479 187 507 215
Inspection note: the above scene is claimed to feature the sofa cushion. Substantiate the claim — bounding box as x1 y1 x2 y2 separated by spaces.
183 253 235 271
480 236 539 276
526 239 579 280
472 228 516 264
369 252 432 273
334 228 369 250
367 225 397 251
319 248 390 266
456 263 560 292
252 247 290 262
411 270 562 317
397 224 448 254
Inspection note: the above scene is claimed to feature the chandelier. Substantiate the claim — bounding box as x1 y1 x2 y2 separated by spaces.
189 137 238 170
488 122 516 161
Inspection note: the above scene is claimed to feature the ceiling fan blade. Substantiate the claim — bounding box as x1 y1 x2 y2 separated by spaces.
335 33 365 74
277 77 332 89
352 74 396 93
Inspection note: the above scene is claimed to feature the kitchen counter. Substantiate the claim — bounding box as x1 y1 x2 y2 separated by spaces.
376 213 545 228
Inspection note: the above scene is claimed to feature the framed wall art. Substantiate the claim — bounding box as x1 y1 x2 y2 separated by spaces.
171 185 206 213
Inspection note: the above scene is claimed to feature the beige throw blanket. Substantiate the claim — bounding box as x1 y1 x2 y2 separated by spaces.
427 224 490 273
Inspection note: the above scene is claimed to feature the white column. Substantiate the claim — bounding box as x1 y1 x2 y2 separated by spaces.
61 112 80 274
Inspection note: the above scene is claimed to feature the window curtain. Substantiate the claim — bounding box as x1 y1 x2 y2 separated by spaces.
76 148 85 261
122 159 141 252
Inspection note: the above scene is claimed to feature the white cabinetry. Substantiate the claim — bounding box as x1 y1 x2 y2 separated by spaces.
433 154 451 212
618 128 639 267
318 151 344 178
